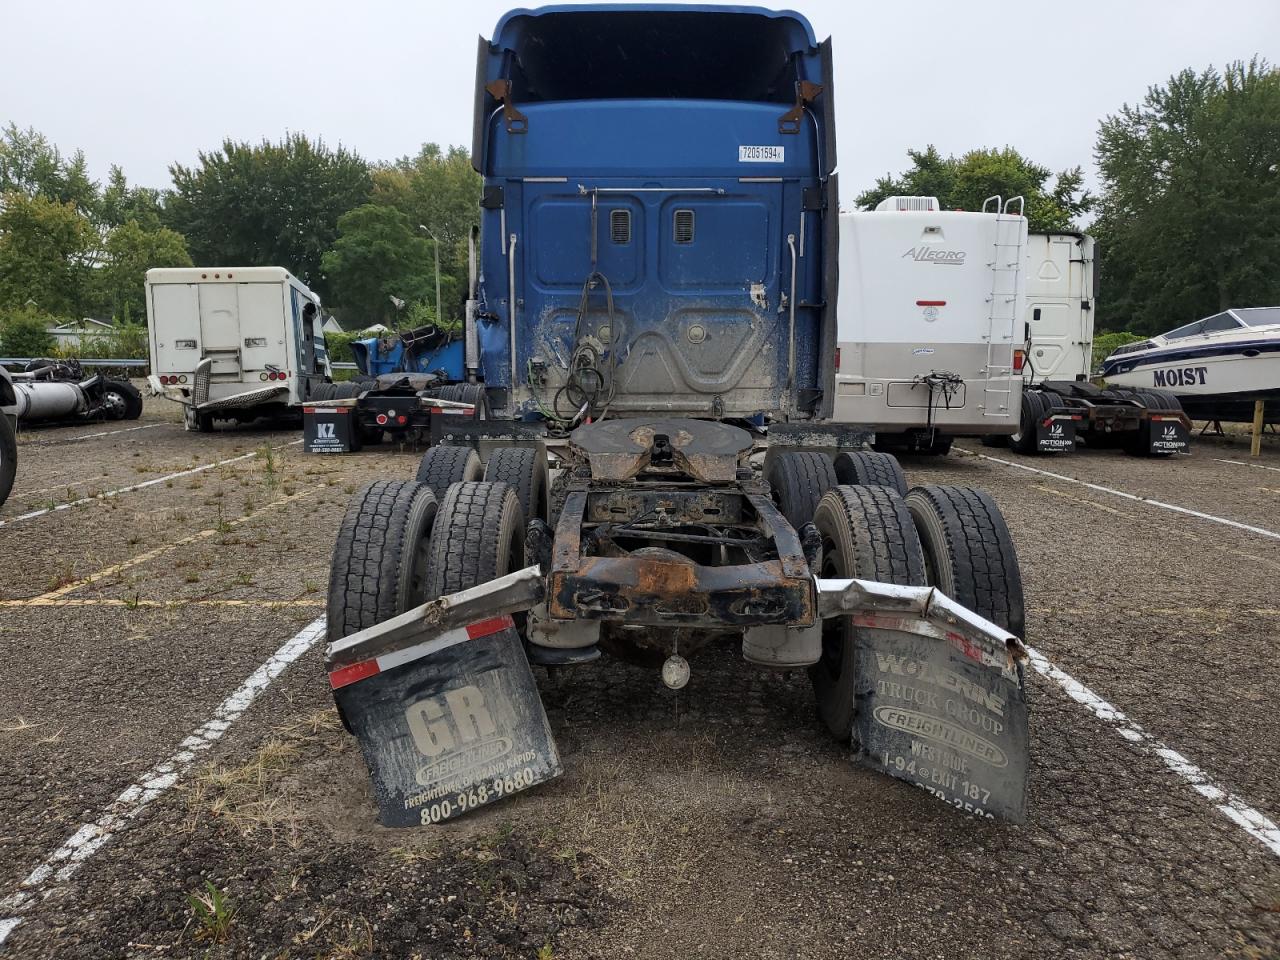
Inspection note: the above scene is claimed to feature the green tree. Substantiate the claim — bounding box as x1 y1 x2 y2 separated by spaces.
0 124 99 215
372 144 481 321
0 191 98 316
0 304 57 356
321 204 435 325
1093 58 1280 334
98 220 192 322
99 165 165 231
856 145 1092 232
165 134 372 297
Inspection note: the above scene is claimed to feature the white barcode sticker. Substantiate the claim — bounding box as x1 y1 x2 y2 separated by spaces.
738 145 785 163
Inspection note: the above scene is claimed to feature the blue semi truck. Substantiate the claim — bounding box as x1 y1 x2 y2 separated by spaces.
324 6 1034 827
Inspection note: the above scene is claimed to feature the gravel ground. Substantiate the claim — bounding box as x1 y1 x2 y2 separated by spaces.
1 401 1278 959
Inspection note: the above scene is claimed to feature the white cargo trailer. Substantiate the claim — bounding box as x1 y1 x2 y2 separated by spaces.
831 196 1028 454
146 267 337 431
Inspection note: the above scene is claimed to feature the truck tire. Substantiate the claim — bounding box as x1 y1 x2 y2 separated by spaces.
766 451 838 530
919 433 954 456
1011 389 1063 454
1111 390 1183 457
483 446 548 524
832 450 908 496
431 383 489 418
310 381 362 403
425 481 525 597
905 485 1025 638
326 480 439 643
809 485 927 740
185 407 214 432
0 414 16 509
102 379 143 420
415 445 482 500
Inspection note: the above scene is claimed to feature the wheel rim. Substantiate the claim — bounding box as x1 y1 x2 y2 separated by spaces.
103 391 127 419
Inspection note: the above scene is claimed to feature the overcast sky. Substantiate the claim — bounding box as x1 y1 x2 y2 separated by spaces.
3 0 1277 204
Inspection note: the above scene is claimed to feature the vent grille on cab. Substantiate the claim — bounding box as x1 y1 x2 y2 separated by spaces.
610 209 631 244
674 209 695 243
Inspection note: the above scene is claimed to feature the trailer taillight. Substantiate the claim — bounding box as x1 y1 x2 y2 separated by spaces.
834 347 841 371
1013 349 1026 372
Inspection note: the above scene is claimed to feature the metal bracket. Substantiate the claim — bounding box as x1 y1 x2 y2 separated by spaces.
486 79 528 134
779 80 822 134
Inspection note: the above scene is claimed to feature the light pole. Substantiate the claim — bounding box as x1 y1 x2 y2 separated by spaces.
419 225 442 326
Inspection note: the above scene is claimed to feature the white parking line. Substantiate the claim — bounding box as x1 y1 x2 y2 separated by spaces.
0 616 327 947
0 441 301 529
17 423 162 446
960 449 1280 542
1214 457 1280 474
1024 646 1280 858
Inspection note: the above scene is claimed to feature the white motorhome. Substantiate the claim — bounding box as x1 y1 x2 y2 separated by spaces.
146 267 335 431
831 196 1028 453
1024 232 1097 382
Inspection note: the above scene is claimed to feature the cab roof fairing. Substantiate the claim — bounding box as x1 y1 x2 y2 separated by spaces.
472 5 828 173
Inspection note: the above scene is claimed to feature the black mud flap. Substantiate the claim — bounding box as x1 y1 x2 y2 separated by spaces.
1035 414 1076 453
852 629 1030 823
1149 417 1190 454
330 616 562 827
304 405 362 454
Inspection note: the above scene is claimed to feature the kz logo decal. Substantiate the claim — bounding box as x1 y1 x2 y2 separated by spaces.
317 422 336 439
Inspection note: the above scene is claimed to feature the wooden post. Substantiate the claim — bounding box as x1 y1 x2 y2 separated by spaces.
1251 399 1265 458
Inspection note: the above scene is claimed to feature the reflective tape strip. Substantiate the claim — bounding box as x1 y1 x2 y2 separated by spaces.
328 614 514 690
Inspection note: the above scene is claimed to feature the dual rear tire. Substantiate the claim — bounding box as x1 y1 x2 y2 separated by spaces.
766 449 909 530
330 446 544 645
808 481 1024 740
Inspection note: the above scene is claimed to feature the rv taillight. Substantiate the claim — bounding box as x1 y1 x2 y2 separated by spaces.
1013 349 1026 372
834 347 841 371
178 375 188 384
376 414 388 426
260 372 269 381
397 415 408 425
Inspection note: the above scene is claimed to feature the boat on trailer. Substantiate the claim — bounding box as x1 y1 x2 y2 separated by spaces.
1101 307 1280 422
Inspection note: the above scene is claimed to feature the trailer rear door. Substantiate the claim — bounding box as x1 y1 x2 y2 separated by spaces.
198 283 243 377
238 282 289 375
151 282 201 375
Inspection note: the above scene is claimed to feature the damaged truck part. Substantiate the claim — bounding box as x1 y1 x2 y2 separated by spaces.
324 5 1034 829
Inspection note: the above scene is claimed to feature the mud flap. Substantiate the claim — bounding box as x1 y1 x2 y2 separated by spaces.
330 616 562 827
1035 414 1076 453
852 627 1029 823
1148 417 1190 454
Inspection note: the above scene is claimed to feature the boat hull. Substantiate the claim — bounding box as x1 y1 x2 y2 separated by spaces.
1106 349 1280 422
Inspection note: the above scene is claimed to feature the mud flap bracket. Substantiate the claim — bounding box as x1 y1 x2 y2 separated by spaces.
816 577 1031 823
326 566 556 827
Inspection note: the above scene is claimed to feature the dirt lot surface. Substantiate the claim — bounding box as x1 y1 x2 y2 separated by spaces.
1 397 1278 959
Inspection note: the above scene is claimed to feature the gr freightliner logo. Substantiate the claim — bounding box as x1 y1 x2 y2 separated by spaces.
902 246 966 265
